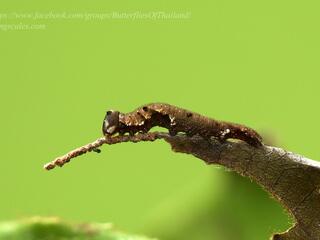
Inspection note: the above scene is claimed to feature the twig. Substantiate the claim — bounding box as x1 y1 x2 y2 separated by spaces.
43 132 165 170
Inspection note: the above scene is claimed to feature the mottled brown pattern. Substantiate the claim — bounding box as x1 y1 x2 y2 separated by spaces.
103 103 263 147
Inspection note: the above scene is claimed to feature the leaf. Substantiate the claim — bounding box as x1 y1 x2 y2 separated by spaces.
0 217 155 240
164 135 320 240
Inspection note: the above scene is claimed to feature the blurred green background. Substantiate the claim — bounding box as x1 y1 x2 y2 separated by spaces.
0 1 319 239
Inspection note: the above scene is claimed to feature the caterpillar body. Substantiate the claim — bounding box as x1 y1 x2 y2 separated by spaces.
102 103 263 147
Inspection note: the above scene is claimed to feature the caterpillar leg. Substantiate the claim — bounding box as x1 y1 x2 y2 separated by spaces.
169 128 177 136
219 128 231 141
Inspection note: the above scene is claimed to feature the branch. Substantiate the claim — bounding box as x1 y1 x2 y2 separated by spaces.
44 132 164 170
44 133 320 240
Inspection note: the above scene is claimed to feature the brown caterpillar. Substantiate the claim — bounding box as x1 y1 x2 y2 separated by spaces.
102 103 263 147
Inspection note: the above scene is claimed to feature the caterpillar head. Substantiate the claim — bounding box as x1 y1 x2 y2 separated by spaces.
102 110 120 136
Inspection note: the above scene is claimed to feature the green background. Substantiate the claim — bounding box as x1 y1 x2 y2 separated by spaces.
1 1 319 239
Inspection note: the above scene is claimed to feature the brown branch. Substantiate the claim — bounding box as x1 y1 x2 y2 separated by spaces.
44 132 320 240
44 132 164 170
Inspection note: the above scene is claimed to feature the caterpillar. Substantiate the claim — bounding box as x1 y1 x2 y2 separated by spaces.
102 103 263 147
